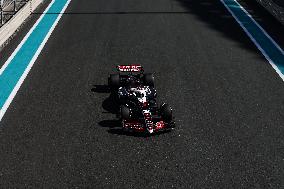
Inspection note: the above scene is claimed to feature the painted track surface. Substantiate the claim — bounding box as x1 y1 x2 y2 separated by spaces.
0 0 283 187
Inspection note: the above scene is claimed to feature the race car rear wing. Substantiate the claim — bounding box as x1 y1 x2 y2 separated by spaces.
117 65 143 72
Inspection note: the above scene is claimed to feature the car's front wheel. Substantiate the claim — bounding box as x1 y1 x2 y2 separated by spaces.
121 105 130 119
160 103 173 122
143 73 154 86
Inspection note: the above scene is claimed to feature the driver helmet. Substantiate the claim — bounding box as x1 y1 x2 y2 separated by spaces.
127 77 140 87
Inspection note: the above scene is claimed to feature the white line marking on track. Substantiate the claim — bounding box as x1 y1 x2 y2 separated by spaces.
220 0 284 81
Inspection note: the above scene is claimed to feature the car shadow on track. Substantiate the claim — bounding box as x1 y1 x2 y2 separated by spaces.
107 127 171 137
91 84 119 114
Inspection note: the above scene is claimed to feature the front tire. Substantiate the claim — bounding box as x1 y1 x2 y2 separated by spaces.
121 105 130 119
160 103 173 122
144 73 154 86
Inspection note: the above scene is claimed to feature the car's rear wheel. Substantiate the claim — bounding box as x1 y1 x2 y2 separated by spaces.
160 103 173 122
144 73 154 86
121 105 130 119
109 74 120 87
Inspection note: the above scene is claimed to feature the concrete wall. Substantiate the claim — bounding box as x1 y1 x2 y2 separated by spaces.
0 0 43 47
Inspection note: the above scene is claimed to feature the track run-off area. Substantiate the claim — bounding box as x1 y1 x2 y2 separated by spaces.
0 0 283 187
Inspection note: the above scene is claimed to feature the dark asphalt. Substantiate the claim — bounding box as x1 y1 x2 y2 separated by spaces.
273 0 284 7
0 0 283 188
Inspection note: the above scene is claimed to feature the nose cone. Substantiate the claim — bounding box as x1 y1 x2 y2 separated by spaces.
141 97 148 107
148 128 154 134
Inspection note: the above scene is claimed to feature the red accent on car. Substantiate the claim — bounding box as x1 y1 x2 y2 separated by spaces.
117 65 142 72
142 102 149 108
155 121 165 130
123 120 144 131
123 120 167 132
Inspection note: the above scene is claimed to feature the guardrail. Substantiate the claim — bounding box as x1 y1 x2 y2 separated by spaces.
0 0 28 26
255 0 284 24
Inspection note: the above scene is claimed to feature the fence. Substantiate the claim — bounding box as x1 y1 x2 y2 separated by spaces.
256 0 284 24
0 0 28 26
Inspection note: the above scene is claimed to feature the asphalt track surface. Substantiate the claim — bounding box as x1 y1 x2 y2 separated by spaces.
0 0 283 188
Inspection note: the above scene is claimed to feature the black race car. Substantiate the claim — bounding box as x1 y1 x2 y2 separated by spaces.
108 65 175 134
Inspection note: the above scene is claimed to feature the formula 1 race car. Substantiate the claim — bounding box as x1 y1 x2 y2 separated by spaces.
108 65 175 134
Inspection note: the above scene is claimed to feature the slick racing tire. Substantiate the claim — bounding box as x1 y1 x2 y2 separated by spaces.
109 74 120 87
160 103 173 122
143 73 154 86
121 105 130 119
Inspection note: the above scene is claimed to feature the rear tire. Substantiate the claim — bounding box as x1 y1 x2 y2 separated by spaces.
144 73 154 86
121 105 130 119
160 103 173 122
109 74 120 87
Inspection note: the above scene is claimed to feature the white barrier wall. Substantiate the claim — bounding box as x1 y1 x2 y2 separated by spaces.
0 0 43 47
